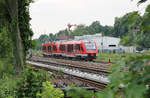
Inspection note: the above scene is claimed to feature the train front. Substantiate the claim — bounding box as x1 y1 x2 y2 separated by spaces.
84 41 98 60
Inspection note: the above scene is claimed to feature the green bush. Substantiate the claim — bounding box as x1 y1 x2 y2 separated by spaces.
15 66 50 98
96 53 150 98
0 75 17 98
66 86 94 98
37 81 64 98
0 59 14 78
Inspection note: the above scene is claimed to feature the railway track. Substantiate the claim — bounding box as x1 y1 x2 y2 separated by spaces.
27 61 107 91
27 56 110 90
28 55 111 76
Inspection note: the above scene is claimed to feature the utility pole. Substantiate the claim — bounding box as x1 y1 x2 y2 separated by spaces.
67 24 77 40
101 32 104 53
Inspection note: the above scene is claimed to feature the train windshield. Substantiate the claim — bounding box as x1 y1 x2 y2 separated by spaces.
85 42 96 51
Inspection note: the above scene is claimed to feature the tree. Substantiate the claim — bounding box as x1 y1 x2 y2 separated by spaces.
70 24 89 38
38 34 50 44
18 0 33 58
49 33 56 41
137 0 148 4
87 21 102 34
36 34 50 50
102 25 114 36
0 0 34 74
113 12 140 38
57 29 68 40
118 12 141 46
5 0 24 74
136 5 150 49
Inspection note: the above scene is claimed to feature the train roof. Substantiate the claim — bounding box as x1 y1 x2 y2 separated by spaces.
43 40 95 46
42 42 58 46
60 40 84 45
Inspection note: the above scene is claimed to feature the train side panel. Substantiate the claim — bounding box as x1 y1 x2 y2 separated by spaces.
42 40 98 60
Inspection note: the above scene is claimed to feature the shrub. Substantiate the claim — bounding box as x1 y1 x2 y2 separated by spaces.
16 66 50 98
37 81 64 98
0 75 17 98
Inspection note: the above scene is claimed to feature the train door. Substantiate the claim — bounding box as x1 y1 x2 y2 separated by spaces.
46 46 48 54
75 44 81 55
73 44 75 56
80 43 85 54
67 44 74 57
48 46 52 55
42 45 47 55
53 45 57 56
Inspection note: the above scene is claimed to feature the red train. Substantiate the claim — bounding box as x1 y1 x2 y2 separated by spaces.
42 40 98 60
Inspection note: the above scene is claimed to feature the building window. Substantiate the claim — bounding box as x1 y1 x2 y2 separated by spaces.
109 45 116 47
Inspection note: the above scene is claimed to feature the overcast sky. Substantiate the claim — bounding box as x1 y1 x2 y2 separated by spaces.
29 0 150 39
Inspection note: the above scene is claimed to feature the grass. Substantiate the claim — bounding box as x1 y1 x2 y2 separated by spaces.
32 50 43 56
95 53 141 63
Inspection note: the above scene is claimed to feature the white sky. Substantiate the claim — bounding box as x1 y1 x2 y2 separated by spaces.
29 0 150 39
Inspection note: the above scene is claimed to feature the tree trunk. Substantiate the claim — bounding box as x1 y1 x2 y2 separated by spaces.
5 0 24 74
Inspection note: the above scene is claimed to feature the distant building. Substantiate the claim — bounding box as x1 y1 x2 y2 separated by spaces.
74 34 121 52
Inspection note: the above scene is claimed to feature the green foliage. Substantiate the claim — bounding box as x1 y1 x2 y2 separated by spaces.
57 29 69 37
119 34 134 46
138 0 148 4
18 0 34 57
0 75 17 98
70 21 114 38
66 87 94 98
95 90 115 98
119 5 150 49
16 66 50 98
0 0 9 28
0 59 14 78
113 12 141 38
136 5 150 49
36 34 50 50
97 53 150 98
37 81 64 98
31 39 39 49
0 65 53 98
71 24 89 37
49 33 57 41
0 27 13 58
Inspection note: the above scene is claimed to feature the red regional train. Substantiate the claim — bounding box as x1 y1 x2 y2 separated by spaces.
42 40 98 60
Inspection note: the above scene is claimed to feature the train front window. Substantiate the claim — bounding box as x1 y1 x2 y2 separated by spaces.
85 42 96 51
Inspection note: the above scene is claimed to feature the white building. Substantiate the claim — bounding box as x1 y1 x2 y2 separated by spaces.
75 34 121 51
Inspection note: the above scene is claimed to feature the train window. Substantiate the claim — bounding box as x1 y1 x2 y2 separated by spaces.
85 42 96 51
48 46 52 52
53 45 57 51
67 44 73 53
81 46 84 51
42 46 46 50
76 44 80 51
59 45 65 51
59 45 62 51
